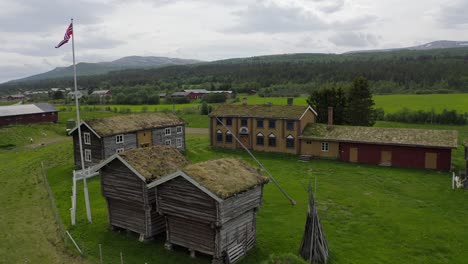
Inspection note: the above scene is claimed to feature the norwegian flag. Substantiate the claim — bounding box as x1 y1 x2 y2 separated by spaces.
55 23 73 48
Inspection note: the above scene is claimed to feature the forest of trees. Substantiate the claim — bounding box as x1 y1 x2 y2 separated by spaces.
2 48 468 96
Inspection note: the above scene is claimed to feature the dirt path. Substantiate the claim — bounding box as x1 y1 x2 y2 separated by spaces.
186 127 209 134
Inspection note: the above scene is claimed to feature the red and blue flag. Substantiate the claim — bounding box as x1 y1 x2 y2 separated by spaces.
55 23 73 48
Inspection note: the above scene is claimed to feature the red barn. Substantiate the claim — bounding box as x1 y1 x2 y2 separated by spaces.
0 103 58 126
300 124 458 171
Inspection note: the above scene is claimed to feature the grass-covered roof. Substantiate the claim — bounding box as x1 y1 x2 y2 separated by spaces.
302 123 458 149
86 113 185 137
183 158 268 199
209 104 311 120
119 145 189 181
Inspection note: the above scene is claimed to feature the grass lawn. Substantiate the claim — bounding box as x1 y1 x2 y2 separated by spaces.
38 133 468 264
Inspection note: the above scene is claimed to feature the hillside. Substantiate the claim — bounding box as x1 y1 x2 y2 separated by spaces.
2 46 468 95
10 56 201 82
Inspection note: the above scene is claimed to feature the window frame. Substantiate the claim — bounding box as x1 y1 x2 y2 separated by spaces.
83 132 91 145
116 148 125 154
165 139 172 146
257 119 264 128
116 134 124 144
165 127 171 136
269 120 276 129
256 133 264 146
321 142 329 152
176 126 183 134
226 118 233 126
286 135 295 148
84 149 92 162
286 121 294 131
241 118 248 127
268 133 276 147
226 131 233 143
216 130 223 142
176 137 183 148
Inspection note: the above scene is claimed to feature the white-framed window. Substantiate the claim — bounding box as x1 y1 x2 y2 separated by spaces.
165 128 171 136
321 142 329 152
116 134 124 144
83 132 91 145
176 126 183 134
165 139 171 146
116 148 124 154
84 149 92 162
176 138 183 148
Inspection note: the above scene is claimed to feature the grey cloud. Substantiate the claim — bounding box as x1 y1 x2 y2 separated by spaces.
329 32 379 47
316 0 345 14
225 1 328 33
224 1 375 34
0 0 113 32
0 64 49 83
438 1 468 27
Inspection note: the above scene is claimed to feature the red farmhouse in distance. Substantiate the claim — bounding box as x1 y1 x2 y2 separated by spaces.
0 103 58 126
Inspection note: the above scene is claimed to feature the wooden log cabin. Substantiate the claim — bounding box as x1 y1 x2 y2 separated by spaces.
69 113 186 169
93 145 189 240
149 158 268 264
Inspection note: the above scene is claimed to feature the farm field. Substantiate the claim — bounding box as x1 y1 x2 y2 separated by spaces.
1 122 468 263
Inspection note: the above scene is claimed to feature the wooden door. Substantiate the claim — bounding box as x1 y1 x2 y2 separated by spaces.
380 151 392 165
425 152 437 169
240 135 250 149
349 147 358 163
137 130 152 147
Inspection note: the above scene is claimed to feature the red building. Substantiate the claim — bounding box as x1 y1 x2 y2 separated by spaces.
0 103 58 126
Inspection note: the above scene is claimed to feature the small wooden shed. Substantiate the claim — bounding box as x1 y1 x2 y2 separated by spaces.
94 145 188 240
148 158 268 264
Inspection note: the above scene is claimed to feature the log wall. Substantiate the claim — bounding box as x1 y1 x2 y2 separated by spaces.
73 125 103 168
166 215 216 255
217 210 256 259
218 186 263 225
103 133 137 157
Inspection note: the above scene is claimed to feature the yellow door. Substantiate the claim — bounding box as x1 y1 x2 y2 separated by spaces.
425 152 437 169
349 147 358 163
137 130 152 147
380 151 392 165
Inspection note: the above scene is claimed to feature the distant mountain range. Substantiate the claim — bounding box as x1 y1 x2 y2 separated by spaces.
13 56 201 82
5 40 468 84
346 40 468 54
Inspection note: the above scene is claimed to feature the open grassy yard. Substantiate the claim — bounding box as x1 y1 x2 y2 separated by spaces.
40 134 468 263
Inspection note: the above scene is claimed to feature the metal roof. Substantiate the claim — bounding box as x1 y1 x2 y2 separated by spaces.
0 103 58 117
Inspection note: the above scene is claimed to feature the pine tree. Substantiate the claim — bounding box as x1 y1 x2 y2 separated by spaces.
345 77 376 126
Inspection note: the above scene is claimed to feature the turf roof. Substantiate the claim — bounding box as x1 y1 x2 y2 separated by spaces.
301 123 458 149
183 158 268 199
209 104 312 120
85 113 185 137
119 145 189 181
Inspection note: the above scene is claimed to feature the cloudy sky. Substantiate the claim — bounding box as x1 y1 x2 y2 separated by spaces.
0 0 467 83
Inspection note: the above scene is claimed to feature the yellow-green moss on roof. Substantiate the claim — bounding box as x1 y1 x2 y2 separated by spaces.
209 104 312 120
120 145 189 181
86 113 185 136
183 158 268 199
302 123 458 149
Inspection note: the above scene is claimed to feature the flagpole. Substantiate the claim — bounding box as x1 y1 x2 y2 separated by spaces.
71 18 92 223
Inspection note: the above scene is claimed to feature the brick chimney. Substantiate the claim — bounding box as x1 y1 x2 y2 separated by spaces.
287 97 293 106
242 97 247 105
327 107 334 130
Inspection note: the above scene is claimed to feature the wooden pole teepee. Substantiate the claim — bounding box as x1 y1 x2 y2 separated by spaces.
299 182 329 263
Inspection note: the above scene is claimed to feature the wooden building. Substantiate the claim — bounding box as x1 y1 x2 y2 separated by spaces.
209 101 317 155
463 139 468 173
95 145 267 263
152 158 268 264
69 113 186 168
209 103 458 171
0 103 58 126
300 123 458 171
94 145 189 240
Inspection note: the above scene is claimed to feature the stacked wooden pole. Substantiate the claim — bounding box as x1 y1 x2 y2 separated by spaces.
299 183 329 263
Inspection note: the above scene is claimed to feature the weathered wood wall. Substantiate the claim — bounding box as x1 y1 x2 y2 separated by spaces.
101 159 165 237
217 210 256 259
166 215 215 255
152 125 186 151
103 133 137 157
73 125 103 168
218 186 262 225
